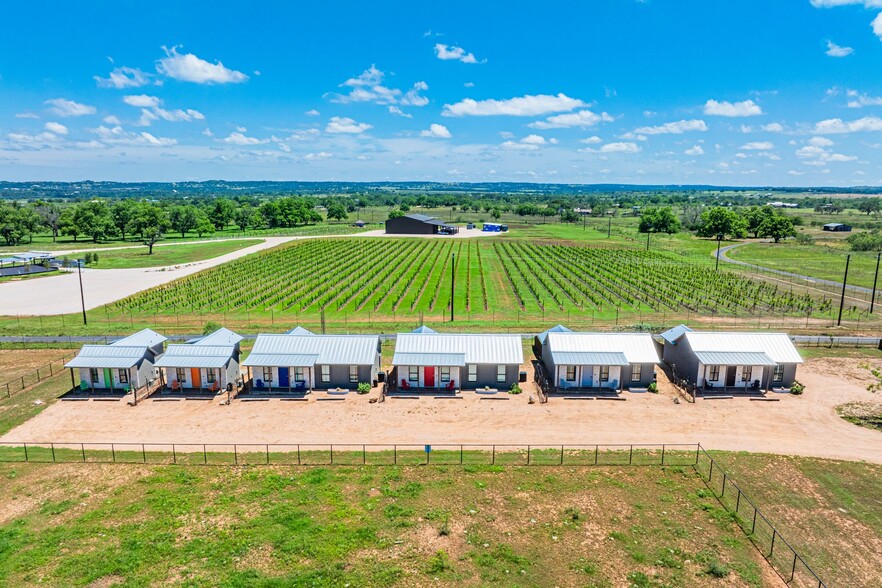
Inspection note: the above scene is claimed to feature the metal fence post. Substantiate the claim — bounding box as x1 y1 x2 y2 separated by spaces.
363 445 367 465
770 529 776 558
297 444 301 465
330 445 334 465
234 444 238 465
265 444 269 465
661 444 665 465
594 445 599 465
142 444 146 463
491 445 495 465
560 445 564 465
722 472 727 497
695 443 700 465
527 445 531 465
460 445 463 465
172 445 177 464
23 443 28 462
394 445 397 465
736 488 741 514
709 459 714 483
791 553 797 582
111 444 116 463
203 445 207 465
629 445 633 465
751 508 757 535
51 443 56 462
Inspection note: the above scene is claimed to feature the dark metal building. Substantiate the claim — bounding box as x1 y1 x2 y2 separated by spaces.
385 213 457 235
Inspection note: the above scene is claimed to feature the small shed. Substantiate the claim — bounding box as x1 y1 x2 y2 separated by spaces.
822 223 852 232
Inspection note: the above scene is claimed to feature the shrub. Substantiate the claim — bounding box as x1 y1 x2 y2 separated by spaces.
794 232 814 245
425 550 452 574
202 321 221 335
357 382 371 394
791 380 805 395
509 383 522 395
705 560 730 578
647 382 658 393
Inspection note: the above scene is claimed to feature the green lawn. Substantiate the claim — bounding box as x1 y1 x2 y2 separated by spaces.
70 239 264 269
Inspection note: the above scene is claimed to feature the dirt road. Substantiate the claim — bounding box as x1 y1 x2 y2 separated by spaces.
5 357 880 464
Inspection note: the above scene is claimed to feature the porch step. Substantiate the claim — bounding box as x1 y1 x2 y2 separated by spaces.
703 395 734 400
750 397 780 402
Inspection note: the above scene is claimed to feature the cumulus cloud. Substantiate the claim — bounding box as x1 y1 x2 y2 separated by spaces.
103 115 121 125
434 43 483 64
328 66 428 113
91 125 177 146
44 122 68 135
45 98 96 117
325 116 372 134
305 109 321 116
685 145 704 155
703 99 763 117
630 119 708 135
305 151 333 160
420 124 452 138
581 142 641 154
581 136 602 144
809 136 834 146
813 115 882 133
796 142 857 164
529 109 613 129
500 140 539 151
94 66 153 88
122 94 205 126
220 131 268 145
15 112 40 119
443 93 586 117
740 141 774 150
156 46 248 84
123 94 161 108
826 40 854 57
845 89 882 107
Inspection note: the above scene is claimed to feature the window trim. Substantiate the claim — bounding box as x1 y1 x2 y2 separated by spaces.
496 364 506 383
772 364 784 383
599 366 610 382
630 364 642 383
176 368 187 385
206 369 216 384
118 369 129 384
708 365 720 381
408 366 419 382
262 367 273 383
321 365 330 383
565 366 576 382
294 367 305 382
349 365 359 383
440 366 450 383
741 365 753 382
467 364 477 382
89 368 99 384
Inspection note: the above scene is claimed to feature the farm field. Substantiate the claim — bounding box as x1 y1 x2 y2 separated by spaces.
68 239 264 269
0 460 776 587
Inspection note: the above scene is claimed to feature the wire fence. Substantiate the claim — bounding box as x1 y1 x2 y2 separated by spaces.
0 351 76 399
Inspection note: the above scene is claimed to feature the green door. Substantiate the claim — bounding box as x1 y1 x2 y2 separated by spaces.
103 368 113 390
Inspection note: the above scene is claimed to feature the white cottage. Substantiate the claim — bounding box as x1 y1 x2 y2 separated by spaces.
64 329 166 394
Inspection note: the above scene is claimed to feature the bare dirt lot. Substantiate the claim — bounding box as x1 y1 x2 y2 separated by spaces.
3 357 881 464
0 348 76 386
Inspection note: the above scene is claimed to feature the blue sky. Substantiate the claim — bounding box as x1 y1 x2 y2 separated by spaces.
4 0 882 185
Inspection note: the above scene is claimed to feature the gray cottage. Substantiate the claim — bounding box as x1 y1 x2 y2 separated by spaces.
391 331 523 392
154 327 243 393
540 332 659 393
662 331 803 391
64 328 166 394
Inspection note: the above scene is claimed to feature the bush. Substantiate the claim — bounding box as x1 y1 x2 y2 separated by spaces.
790 380 805 395
509 383 522 395
357 382 371 394
425 550 452 574
647 382 658 393
794 232 814 245
705 560 730 578
202 321 221 336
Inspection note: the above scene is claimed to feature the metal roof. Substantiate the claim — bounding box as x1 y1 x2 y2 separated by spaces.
411 325 438 334
684 332 803 364
110 328 166 349
392 352 466 367
242 334 379 367
536 324 572 344
693 351 776 367
394 333 523 365
550 351 629 366
194 327 243 346
288 326 315 336
65 345 146 369
404 213 437 222
242 353 319 368
155 345 235 369
659 324 694 344
546 332 660 364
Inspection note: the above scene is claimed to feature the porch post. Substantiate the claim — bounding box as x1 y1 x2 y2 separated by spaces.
70 368 75 392
247 366 251 391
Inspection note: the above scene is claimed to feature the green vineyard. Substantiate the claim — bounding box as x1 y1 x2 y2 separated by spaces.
113 238 831 321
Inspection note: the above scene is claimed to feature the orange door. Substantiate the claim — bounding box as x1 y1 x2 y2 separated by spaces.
191 368 201 388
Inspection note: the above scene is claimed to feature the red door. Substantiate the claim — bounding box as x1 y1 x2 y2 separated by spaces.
424 367 435 387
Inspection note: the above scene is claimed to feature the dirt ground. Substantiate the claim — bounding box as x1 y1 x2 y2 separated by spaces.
0 348 76 386
3 357 881 464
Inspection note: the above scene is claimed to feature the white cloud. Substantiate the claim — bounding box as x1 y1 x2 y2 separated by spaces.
529 109 613 129
600 142 641 153
325 116 372 134
762 122 785 132
581 136 602 144
305 109 321 116
826 40 854 57
787 170 805 176
813 115 882 133
809 136 834 147
122 94 204 126
874 12 882 38
94 66 153 88
685 145 704 155
520 134 550 145
90 125 177 146
740 141 774 150
388 106 412 118
15 112 40 119
420 124 452 139
155 46 248 84
703 99 763 117
305 151 333 160
236 126 247 132
443 93 586 117
103 115 121 125
845 89 882 108
809 1 882 8
7 131 62 146
631 119 708 135
123 94 161 108
796 143 857 163
500 141 539 151
45 98 96 117
401 81 429 106
329 66 427 113
202 128 213 137
464 82 475 88
44 122 68 135
434 43 483 64
221 131 268 145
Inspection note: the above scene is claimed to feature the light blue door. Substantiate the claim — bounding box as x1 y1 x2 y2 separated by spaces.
581 367 593 387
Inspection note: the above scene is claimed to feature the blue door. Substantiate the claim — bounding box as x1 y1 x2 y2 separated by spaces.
278 367 290 387
581 367 593 387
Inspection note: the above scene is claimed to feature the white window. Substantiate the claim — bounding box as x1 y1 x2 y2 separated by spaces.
772 364 784 383
206 369 216 384
741 366 753 382
262 367 273 383
467 364 477 382
631 364 642 382
176 368 187 384
349 365 358 383
565 366 576 382
118 369 128 384
497 365 506 383
408 366 418 382
708 365 720 381
89 368 99 384
440 366 450 382
321 365 330 383
600 366 609 382
294 367 305 382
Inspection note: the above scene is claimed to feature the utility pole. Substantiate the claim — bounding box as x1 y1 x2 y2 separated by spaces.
450 253 456 322
77 259 87 325
645 231 650 251
715 234 723 272
871 251 880 314
607 216 611 238
837 255 850 326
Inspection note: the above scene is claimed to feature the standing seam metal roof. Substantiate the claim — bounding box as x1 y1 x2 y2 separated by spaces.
64 345 147 369
693 351 776 367
194 328 243 346
154 345 235 368
546 333 660 364
684 332 803 364
394 333 523 365
110 328 166 348
243 334 379 366
550 351 630 366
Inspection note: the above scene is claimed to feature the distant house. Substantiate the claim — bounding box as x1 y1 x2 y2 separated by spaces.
539 332 659 393
822 223 852 232
242 333 381 393
662 331 803 391
391 331 523 392
154 328 243 393
64 328 166 394
386 213 458 235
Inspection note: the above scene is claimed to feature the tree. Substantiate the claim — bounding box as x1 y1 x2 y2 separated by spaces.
169 205 199 238
491 208 502 221
111 200 137 241
388 209 405 219
194 211 215 237
743 206 775 238
33 201 62 242
857 198 881 216
210 199 237 230
846 230 882 252
697 207 747 239
71 201 115 243
639 207 681 234
59 208 80 242
0 203 34 246
132 203 170 254
326 202 348 221
235 206 257 231
757 214 796 243
399 203 411 213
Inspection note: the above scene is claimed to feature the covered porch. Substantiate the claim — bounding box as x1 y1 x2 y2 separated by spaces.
67 363 142 396
389 352 463 394
551 352 628 394
695 351 776 393
159 366 229 395
242 357 316 396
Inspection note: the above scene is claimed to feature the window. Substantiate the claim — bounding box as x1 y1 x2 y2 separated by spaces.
467 364 477 382
118 369 128 384
206 369 216 384
408 366 418 382
708 365 720 381
741 366 753 382
497 365 506 383
294 367 305 382
565 366 576 382
349 365 358 383
772 364 784 383
89 368 99 383
631 364 642 383
440 366 450 382
600 366 609 382
262 367 273 383
176 368 187 384
321 365 330 383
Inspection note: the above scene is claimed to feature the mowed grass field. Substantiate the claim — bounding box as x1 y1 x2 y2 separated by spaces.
0 461 772 587
68 239 265 269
